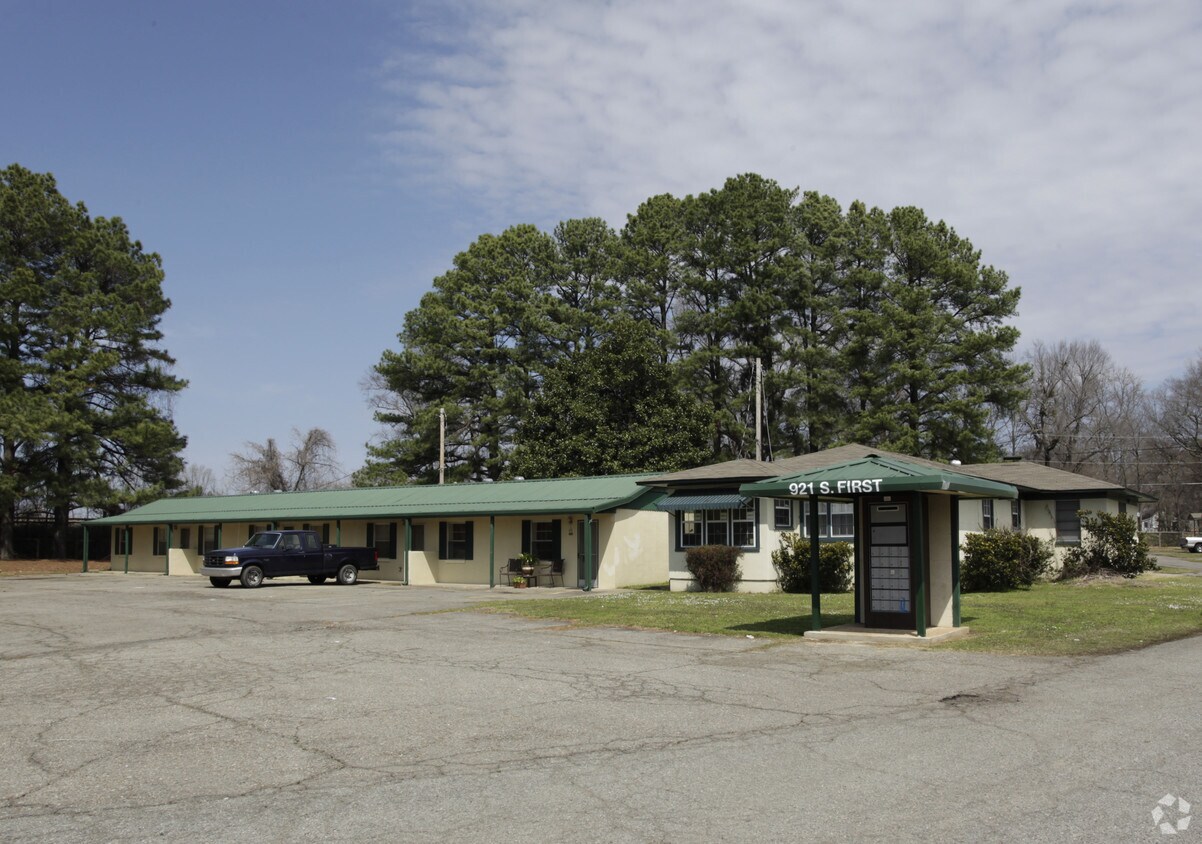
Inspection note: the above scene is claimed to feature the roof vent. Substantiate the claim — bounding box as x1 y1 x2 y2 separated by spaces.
1003 455 1023 462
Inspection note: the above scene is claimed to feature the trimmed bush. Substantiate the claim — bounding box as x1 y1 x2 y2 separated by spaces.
771 535 853 593
961 528 1054 592
1061 510 1157 579
685 544 743 592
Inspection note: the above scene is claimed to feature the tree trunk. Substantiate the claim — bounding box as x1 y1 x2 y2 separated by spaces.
53 504 69 560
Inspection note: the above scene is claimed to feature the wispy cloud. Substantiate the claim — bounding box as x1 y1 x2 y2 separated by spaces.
381 0 1202 378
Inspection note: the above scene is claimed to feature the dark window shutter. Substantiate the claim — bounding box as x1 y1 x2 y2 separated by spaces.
366 523 375 549
465 522 474 560
550 519 562 561
388 522 397 559
303 523 310 531
438 522 448 559
521 520 532 554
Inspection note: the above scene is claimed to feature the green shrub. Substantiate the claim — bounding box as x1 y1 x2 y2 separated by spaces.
961 528 1054 592
685 545 743 592
771 535 853 593
1060 510 1157 579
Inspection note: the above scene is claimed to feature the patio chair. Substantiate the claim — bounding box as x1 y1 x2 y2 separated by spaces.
545 558 564 587
502 558 524 586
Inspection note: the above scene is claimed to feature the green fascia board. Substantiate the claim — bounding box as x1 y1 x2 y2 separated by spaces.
88 474 667 526
740 455 1018 500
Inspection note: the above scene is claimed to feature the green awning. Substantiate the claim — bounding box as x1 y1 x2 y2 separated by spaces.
740 455 1018 500
655 493 750 512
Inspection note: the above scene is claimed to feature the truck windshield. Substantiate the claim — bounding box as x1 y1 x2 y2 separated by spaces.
244 532 281 549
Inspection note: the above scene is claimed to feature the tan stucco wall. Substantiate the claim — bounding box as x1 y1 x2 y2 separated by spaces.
603 508 670 588
925 494 954 628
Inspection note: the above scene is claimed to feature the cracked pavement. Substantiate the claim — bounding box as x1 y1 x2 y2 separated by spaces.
1 574 1198 842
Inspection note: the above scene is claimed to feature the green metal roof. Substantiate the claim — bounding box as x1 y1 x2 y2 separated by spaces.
88 474 666 526
740 455 1018 500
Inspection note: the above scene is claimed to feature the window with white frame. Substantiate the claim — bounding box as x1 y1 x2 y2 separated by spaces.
113 528 130 556
801 502 854 539
982 500 994 530
732 505 756 547
532 521 557 559
677 507 758 550
773 499 793 530
1011 500 1021 529
200 525 218 554
153 527 167 556
829 502 853 537
704 509 729 545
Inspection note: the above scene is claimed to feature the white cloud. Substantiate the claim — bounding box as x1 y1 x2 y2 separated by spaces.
382 0 1202 379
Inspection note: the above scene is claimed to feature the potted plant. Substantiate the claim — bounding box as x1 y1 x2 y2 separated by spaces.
511 574 527 589
517 552 539 574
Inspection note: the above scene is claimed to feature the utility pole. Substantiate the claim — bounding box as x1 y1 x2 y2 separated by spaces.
755 357 763 462
438 407 446 485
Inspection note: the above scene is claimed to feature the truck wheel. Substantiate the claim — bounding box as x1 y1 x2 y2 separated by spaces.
240 565 265 588
336 563 358 585
307 575 326 584
1194 542 1202 553
210 577 232 588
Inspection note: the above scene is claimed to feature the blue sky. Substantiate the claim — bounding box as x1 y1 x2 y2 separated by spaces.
4 0 1201 488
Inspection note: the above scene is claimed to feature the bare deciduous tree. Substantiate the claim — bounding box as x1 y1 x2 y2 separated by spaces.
228 428 342 493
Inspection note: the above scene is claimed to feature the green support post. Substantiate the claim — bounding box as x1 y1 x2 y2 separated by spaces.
124 527 130 574
914 496 927 637
336 520 342 546
809 495 821 631
489 516 495 589
165 524 173 576
584 516 593 592
852 498 862 625
951 495 961 627
216 523 223 551
82 526 89 573
404 518 411 586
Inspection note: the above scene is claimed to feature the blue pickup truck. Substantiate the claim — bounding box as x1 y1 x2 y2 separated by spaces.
200 529 379 589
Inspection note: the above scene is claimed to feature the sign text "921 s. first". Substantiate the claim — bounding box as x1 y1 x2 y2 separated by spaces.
788 479 884 496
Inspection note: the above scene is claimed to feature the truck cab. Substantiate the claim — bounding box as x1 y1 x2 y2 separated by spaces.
200 529 379 588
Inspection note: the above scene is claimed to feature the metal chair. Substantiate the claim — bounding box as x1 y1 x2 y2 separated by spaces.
501 558 524 585
545 558 564 587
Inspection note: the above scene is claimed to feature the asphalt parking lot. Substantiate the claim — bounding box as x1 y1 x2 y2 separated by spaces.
2 574 1199 842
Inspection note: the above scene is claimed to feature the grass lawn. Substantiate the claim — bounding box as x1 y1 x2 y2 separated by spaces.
478 575 1202 656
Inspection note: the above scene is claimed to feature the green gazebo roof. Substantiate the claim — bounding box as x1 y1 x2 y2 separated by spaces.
740 455 1018 500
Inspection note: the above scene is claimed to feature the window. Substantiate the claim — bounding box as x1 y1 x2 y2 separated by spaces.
247 524 258 539
532 521 556 559
178 527 192 550
153 527 167 556
200 526 219 554
1011 500 1021 530
676 507 757 550
679 511 702 548
113 528 130 556
439 521 474 560
704 509 729 545
829 503 854 538
410 524 425 552
367 523 398 559
1056 499 1082 543
732 506 756 547
303 532 321 551
982 500 994 530
303 523 331 544
773 499 793 530
801 502 828 538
